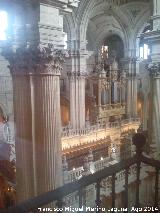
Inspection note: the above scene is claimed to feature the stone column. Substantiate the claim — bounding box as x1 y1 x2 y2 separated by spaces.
98 79 102 106
69 74 77 129
2 0 81 203
3 45 64 202
67 40 88 129
148 65 160 151
121 72 127 105
153 0 160 29
68 72 86 129
32 65 63 195
123 58 137 117
141 0 160 153
12 72 34 201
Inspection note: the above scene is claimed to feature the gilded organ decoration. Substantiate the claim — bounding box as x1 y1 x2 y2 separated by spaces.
90 48 127 122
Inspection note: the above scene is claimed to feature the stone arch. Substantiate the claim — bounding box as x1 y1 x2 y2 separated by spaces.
95 30 126 51
77 0 96 41
63 14 76 43
126 4 150 55
80 2 130 52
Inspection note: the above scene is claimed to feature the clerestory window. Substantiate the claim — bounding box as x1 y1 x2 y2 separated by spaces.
0 10 8 41
140 43 150 60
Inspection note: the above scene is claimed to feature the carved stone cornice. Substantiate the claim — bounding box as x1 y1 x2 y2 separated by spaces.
44 0 80 10
148 62 160 77
2 44 68 76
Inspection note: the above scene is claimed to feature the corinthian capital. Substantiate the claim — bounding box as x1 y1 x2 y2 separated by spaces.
2 44 68 76
148 62 160 77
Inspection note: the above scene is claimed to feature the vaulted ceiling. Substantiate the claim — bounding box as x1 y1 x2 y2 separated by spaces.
85 0 150 50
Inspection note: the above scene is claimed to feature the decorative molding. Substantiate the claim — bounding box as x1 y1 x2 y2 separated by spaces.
2 44 69 75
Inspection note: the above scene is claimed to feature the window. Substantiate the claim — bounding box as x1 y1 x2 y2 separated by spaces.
140 43 150 60
64 33 67 49
0 10 8 40
101 45 108 59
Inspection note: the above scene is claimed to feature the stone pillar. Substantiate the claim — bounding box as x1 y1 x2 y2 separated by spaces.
68 72 86 129
32 65 63 195
141 0 160 153
153 0 160 29
3 45 64 202
123 58 137 117
98 79 102 106
67 40 89 129
2 0 81 203
12 71 34 201
121 71 127 105
148 65 160 151
142 95 148 130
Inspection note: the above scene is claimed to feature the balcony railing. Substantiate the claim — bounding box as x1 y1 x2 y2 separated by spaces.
2 133 160 213
62 118 140 138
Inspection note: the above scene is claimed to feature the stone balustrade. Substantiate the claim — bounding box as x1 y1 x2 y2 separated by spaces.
62 118 141 138
63 157 151 208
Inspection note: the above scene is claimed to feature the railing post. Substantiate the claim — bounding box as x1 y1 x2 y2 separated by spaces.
56 199 63 208
78 188 83 210
135 161 141 207
154 168 159 207
112 174 116 211
95 180 101 213
132 133 146 208
124 168 129 211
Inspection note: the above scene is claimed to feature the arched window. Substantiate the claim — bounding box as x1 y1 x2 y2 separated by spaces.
139 26 151 60
101 46 109 59
64 33 67 49
140 44 150 59
0 10 8 41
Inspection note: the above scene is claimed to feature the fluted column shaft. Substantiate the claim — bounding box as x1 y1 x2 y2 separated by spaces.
33 73 62 195
12 75 35 201
4 46 63 202
126 77 132 116
69 73 85 129
67 40 89 130
148 70 160 151
126 58 137 117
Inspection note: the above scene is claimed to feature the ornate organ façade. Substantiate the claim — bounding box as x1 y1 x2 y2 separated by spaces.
88 49 127 123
